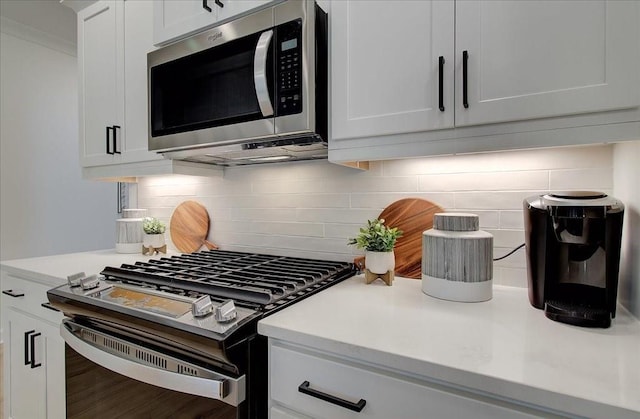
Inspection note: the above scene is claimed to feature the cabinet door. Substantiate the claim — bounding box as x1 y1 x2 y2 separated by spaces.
455 0 640 126
153 0 218 46
121 0 163 163
217 0 273 22
331 1 454 141
5 309 65 419
78 0 124 167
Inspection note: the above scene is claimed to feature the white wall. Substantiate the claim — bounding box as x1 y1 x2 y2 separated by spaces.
0 31 116 262
613 140 640 319
138 144 614 289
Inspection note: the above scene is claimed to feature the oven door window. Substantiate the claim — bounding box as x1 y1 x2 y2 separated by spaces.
65 345 239 418
150 31 274 137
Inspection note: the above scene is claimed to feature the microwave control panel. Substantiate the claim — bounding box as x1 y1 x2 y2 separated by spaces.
275 19 302 116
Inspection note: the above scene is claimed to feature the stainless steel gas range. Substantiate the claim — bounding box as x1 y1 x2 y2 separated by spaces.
47 249 355 418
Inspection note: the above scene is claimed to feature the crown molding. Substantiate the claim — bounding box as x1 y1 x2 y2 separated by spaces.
0 16 76 57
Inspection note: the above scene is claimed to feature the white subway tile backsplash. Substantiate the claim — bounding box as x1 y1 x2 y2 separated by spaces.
383 144 611 176
295 208 380 224
137 143 614 278
214 220 324 237
452 210 500 229
484 229 526 248
325 176 418 193
454 191 543 210
499 211 525 229
419 171 548 192
349 192 455 209
549 167 613 190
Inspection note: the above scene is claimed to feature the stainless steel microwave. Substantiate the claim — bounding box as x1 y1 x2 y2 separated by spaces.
147 0 328 166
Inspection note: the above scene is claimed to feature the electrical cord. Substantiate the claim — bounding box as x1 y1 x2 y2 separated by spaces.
493 243 525 261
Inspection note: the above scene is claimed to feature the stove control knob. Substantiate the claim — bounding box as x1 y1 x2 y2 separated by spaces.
214 300 237 323
192 295 213 318
80 274 100 290
67 272 86 287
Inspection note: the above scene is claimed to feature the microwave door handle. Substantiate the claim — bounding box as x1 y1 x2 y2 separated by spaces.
254 29 274 117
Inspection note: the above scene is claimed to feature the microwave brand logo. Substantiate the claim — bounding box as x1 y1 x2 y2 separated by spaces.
208 32 222 43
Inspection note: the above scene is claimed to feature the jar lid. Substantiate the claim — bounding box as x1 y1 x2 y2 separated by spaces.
433 213 479 232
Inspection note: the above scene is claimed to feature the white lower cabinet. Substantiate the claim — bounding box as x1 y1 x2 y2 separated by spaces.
269 341 553 419
1 273 65 419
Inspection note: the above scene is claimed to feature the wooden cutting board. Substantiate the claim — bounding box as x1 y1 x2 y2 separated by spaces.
358 198 443 279
380 198 443 279
170 201 218 253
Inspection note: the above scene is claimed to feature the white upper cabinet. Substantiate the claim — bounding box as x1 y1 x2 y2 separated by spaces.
455 0 640 126
76 0 220 178
331 1 455 139
153 0 273 46
330 0 640 151
78 0 123 167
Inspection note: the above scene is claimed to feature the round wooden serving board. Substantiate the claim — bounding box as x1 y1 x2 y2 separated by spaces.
170 201 218 253
379 198 444 279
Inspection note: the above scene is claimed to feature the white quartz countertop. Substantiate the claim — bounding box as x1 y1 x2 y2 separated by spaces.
258 275 640 419
0 249 178 287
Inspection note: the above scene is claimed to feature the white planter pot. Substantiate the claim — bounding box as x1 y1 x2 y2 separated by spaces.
365 250 395 274
143 233 165 249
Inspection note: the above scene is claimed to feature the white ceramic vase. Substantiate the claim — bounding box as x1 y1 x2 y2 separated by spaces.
365 250 395 274
143 233 165 249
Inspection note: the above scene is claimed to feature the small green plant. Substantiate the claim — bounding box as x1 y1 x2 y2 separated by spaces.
348 218 402 252
143 217 166 234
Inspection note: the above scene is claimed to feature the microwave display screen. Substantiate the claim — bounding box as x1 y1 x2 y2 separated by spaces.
281 38 297 51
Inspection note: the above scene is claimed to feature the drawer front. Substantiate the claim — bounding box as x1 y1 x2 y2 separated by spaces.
270 342 543 419
1 273 63 322
270 406 311 419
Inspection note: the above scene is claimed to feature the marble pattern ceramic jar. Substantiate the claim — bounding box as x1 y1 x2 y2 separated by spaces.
422 213 493 302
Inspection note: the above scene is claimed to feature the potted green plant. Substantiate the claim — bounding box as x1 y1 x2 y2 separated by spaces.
142 217 166 251
348 219 402 274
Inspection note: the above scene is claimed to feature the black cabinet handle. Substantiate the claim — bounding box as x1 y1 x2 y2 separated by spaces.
113 125 121 154
203 0 212 12
438 56 445 112
41 302 60 312
106 126 114 154
24 330 42 368
462 50 469 109
215 0 224 8
2 289 25 298
298 381 366 412
24 330 35 365
29 331 42 368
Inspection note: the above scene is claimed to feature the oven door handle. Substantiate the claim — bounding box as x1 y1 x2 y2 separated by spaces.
60 322 245 406
254 29 274 117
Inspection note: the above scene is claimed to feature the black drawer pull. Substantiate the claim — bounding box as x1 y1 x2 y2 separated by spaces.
113 125 121 154
24 330 34 365
24 330 42 368
215 0 224 8
438 55 445 112
462 50 469 109
29 331 42 368
298 381 366 412
202 0 212 12
41 302 60 312
106 126 114 154
2 289 25 298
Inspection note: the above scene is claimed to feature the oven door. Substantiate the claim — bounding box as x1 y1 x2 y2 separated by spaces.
61 320 245 418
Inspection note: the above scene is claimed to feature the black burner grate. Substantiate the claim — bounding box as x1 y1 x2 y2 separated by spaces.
101 250 355 307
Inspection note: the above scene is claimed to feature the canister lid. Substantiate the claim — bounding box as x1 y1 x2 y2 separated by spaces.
122 209 147 219
433 213 479 232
